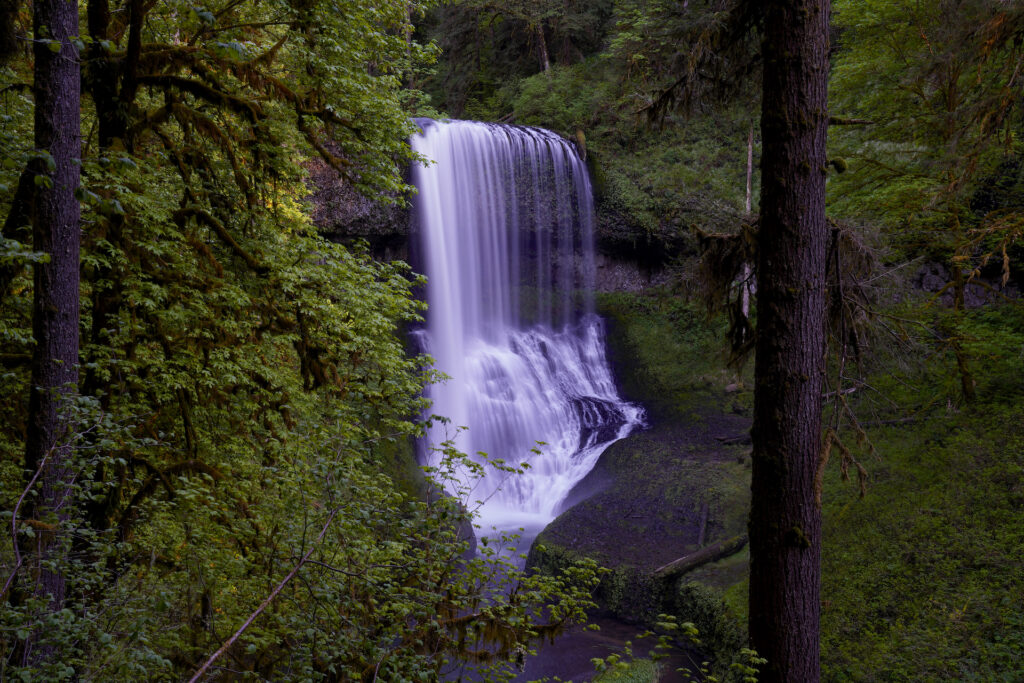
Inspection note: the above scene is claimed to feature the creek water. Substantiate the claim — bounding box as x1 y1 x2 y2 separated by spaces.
411 119 643 538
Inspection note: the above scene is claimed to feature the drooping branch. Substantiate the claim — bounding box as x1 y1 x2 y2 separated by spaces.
0 447 53 600
116 458 224 540
297 115 353 178
167 103 254 205
173 206 267 274
828 116 875 126
641 0 765 122
135 74 263 120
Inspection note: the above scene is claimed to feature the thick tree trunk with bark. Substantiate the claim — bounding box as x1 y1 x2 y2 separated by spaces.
749 1 830 681
23 0 81 664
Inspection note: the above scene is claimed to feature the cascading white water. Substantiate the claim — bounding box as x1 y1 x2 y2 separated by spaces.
412 119 643 534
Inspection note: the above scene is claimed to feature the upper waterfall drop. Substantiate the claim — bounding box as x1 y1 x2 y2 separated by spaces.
411 119 643 533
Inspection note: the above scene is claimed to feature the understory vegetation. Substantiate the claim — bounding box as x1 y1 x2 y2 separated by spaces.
537 290 1023 681
2 0 1022 680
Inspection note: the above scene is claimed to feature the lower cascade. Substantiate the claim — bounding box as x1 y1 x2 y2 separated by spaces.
411 119 644 534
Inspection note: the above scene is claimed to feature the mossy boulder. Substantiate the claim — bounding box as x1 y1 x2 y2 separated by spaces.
537 428 750 574
526 289 755 672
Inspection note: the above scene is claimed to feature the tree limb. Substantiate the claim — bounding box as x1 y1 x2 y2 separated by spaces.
828 116 875 126
135 74 263 120
188 508 338 683
173 206 267 274
1 448 52 600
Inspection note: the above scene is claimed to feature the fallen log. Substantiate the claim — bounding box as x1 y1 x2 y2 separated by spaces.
714 433 751 445
654 534 749 580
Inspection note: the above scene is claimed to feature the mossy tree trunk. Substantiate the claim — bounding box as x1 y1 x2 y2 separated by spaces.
749 1 830 681
23 0 81 664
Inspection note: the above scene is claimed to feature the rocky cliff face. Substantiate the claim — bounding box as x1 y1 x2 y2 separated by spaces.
308 157 412 260
310 163 678 292
913 261 1020 306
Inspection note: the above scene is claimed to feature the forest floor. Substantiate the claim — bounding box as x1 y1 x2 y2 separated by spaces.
521 291 754 681
524 289 1024 682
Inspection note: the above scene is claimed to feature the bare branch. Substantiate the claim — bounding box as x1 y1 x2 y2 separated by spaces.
1 449 52 600
188 508 338 683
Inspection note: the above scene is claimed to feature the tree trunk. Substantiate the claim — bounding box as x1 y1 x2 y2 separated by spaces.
80 0 128 536
741 122 754 319
749 1 830 682
22 0 81 664
536 23 551 74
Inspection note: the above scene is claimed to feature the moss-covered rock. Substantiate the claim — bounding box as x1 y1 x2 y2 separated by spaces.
526 289 754 673
537 430 750 574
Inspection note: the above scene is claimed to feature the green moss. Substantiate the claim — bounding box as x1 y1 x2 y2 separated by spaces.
819 402 1024 681
375 434 426 499
593 658 661 683
670 582 745 656
597 291 752 420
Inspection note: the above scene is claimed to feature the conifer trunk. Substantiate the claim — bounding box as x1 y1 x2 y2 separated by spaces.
749 1 830 681
536 23 551 73
23 0 81 663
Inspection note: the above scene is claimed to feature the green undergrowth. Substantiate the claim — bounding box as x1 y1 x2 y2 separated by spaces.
815 303 1024 680
592 657 661 683
597 290 752 420
820 406 1024 681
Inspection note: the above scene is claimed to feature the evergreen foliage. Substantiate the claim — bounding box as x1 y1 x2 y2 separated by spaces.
0 0 600 678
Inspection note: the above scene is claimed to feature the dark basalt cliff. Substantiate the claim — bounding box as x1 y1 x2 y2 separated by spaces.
310 163 681 292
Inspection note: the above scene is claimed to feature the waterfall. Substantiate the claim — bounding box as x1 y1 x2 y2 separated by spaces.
411 119 643 534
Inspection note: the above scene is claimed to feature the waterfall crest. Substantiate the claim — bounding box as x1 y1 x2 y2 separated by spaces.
412 119 643 532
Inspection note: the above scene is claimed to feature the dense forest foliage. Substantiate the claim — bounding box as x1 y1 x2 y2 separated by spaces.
412 1 1021 680
1 0 1023 680
0 0 598 679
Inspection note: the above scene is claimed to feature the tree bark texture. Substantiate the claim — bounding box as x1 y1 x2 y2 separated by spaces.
23 0 81 661
749 1 830 682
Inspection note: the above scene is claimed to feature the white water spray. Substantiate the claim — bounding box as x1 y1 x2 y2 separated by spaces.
412 120 643 534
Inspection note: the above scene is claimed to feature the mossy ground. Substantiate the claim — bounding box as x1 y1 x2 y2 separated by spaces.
819 404 1024 679
528 290 754 677
593 658 662 683
530 289 1024 681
